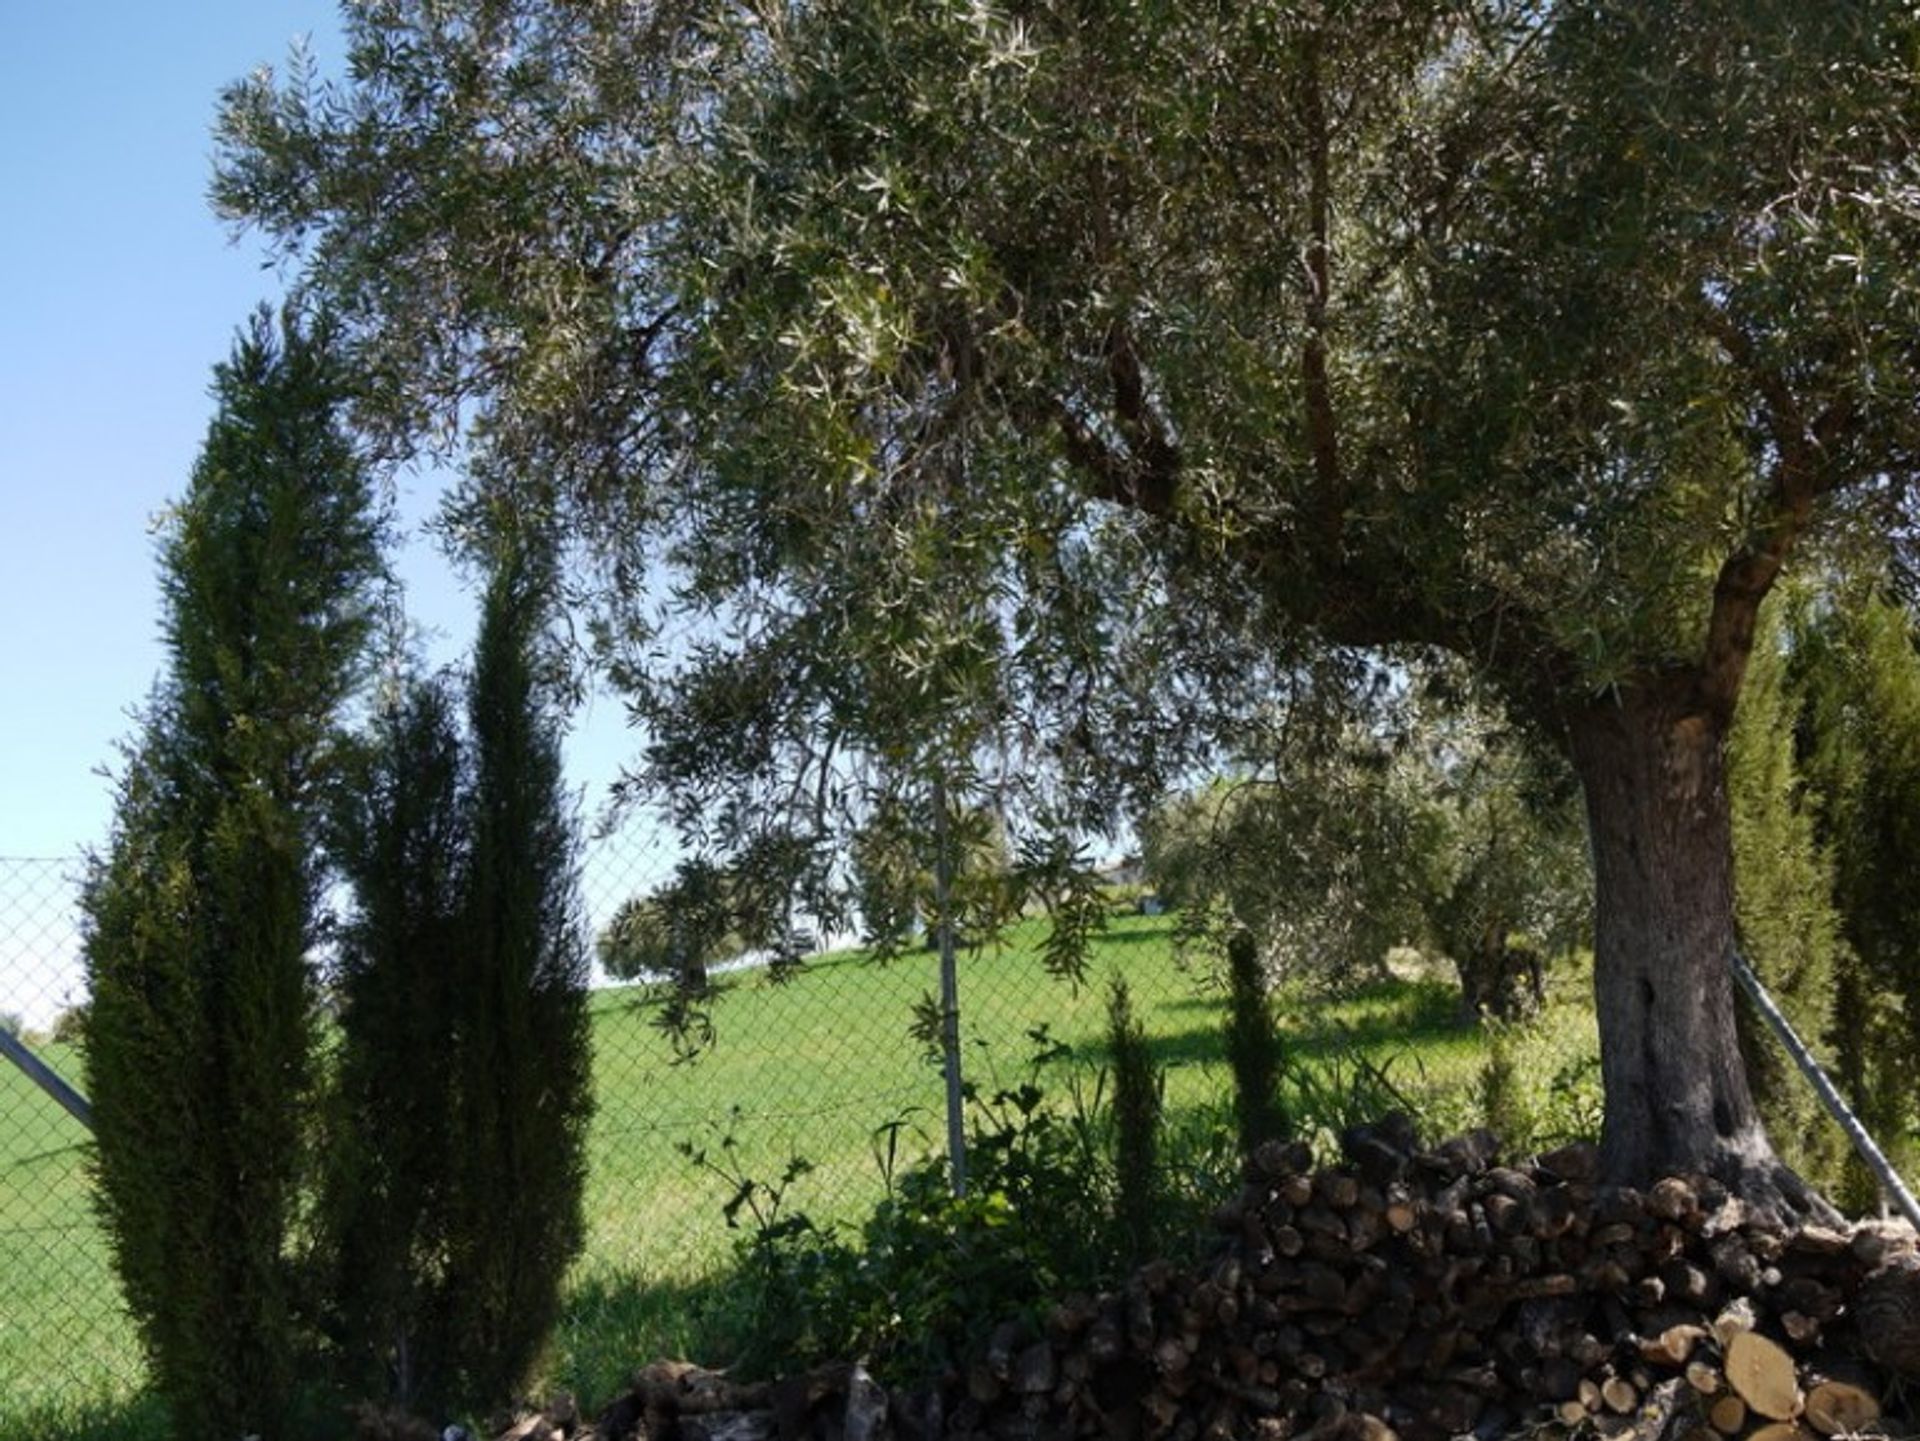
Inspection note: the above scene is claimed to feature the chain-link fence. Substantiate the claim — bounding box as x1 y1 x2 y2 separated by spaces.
1 828 1208 1422
0 856 146 1420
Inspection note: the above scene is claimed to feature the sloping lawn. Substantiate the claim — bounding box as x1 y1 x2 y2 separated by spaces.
0 915 1599 1433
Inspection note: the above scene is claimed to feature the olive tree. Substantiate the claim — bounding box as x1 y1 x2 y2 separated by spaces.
216 0 1920 1203
1141 678 1588 1016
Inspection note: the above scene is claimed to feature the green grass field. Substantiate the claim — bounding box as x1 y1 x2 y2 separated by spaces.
0 914 1600 1437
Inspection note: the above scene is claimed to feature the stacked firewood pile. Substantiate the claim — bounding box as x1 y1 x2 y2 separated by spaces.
983 1123 1919 1441
522 1122 1920 1441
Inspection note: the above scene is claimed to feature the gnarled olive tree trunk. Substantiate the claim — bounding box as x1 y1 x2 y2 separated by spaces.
1567 679 1829 1215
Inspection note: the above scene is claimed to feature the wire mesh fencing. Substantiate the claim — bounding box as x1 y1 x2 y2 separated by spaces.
562 812 1206 1342
0 831 1200 1419
0 856 147 1419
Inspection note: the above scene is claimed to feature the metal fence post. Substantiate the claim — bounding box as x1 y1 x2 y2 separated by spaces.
0 1028 91 1130
933 774 967 1198
1730 947 1920 1229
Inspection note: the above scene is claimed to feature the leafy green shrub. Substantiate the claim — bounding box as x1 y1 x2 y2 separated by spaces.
437 543 593 1410
1283 1031 1424 1159
1728 596 1849 1194
692 1023 1197 1388
1534 1051 1605 1149
1096 882 1154 918
317 541 592 1421
317 676 470 1416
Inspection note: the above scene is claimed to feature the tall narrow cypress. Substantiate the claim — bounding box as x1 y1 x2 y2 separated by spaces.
1223 930 1291 1155
82 309 383 1439
1107 976 1162 1265
441 537 593 1406
320 676 471 1414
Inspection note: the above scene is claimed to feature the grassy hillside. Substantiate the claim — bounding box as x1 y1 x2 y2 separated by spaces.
0 914 1601 1434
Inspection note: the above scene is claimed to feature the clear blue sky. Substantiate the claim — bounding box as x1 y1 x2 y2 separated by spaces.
0 3 637 866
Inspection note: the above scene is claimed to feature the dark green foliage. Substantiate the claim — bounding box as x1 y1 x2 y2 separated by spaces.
597 862 741 990
1727 599 1850 1193
689 1053 1192 1387
438 541 594 1408
317 552 593 1418
1786 593 1920 1209
81 309 383 1440
319 678 470 1414
1476 1027 1530 1157
1107 978 1161 1263
1224 931 1290 1154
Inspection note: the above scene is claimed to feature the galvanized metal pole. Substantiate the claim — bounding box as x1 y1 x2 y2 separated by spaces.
0 1026 92 1131
933 774 967 1197
1730 947 1920 1229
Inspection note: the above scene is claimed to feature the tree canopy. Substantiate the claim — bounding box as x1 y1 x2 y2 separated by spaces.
216 0 1920 1196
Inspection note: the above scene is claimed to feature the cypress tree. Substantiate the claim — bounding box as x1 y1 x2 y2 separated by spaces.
1223 930 1290 1154
1789 593 1920 1210
1106 976 1161 1265
440 536 594 1407
320 675 470 1414
82 309 384 1438
1726 597 1849 1194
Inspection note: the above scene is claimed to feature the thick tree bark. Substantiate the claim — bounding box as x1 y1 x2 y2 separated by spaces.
1567 679 1828 1214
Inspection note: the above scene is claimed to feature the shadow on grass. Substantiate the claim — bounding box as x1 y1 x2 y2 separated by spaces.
0 1388 169 1441
1081 923 1180 948
3 1276 743 1441
1078 977 1469 1075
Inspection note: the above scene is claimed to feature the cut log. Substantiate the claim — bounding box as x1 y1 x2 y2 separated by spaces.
1780 1311 1821 1347
1725 1332 1802 1422
1801 1381 1879 1438
1707 1395 1748 1435
1640 1325 1708 1368
675 1413 777 1441
1630 1378 1693 1441
1602 1376 1641 1414
810 1123 1920 1441
1853 1257 1920 1379
1648 1178 1700 1223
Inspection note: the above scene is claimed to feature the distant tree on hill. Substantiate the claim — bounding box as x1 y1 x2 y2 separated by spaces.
598 860 744 992
1141 677 1588 1018
850 795 1016 956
